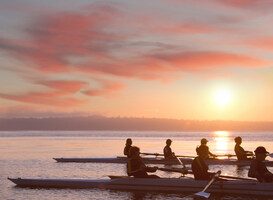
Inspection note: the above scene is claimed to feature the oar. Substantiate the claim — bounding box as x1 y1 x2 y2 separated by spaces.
141 152 241 159
142 152 189 173
157 167 188 174
185 170 254 181
140 152 163 157
194 170 221 198
218 174 255 181
215 154 236 157
140 152 195 158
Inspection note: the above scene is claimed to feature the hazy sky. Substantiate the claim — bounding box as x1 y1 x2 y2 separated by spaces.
0 0 273 121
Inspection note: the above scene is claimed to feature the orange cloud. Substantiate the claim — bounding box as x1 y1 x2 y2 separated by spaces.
78 51 269 80
0 91 87 108
149 51 269 71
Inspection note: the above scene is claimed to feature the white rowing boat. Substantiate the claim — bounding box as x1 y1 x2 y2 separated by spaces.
53 156 273 166
8 177 273 196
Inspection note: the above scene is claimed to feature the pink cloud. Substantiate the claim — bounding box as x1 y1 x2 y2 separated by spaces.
78 51 269 80
83 79 126 97
0 2 125 74
218 0 270 8
150 51 269 71
155 22 218 35
0 1 271 84
0 78 126 107
37 80 88 93
246 37 273 51
165 0 273 10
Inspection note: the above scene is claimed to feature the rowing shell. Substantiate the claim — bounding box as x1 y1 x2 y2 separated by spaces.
53 157 273 166
8 177 273 196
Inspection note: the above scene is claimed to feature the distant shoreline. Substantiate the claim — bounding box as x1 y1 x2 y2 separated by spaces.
0 116 272 131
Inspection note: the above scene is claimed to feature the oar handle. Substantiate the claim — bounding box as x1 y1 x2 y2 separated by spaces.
140 152 163 156
201 170 221 192
158 167 188 174
215 154 236 157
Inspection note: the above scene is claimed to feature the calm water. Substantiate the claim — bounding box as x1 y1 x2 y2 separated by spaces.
1 130 273 200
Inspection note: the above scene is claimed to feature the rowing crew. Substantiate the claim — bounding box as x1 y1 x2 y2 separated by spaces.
125 136 253 161
124 138 273 183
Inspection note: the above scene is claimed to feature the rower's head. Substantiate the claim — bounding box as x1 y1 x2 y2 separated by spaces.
129 146 140 157
166 139 172 146
254 146 269 161
196 146 208 159
234 136 242 144
126 138 132 146
201 138 208 145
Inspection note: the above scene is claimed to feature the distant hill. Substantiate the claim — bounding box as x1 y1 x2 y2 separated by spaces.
0 116 272 131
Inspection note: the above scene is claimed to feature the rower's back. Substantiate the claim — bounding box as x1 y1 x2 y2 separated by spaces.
191 146 212 180
234 136 247 160
248 146 273 182
163 139 175 159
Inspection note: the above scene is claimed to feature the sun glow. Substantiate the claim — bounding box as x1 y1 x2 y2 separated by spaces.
214 90 231 106
214 131 230 155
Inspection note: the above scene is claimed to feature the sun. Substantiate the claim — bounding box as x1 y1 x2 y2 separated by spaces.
214 90 231 106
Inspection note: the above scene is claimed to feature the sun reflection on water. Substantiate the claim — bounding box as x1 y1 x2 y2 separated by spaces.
214 131 230 155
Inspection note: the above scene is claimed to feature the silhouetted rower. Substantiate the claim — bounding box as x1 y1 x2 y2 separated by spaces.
163 139 176 159
234 136 253 160
197 138 216 159
127 146 159 178
248 146 273 182
192 146 215 180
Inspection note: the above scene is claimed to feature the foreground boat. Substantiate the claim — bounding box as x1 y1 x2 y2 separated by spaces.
53 156 273 166
8 177 273 196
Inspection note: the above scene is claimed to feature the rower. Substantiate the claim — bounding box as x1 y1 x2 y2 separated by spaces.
124 138 132 158
163 139 176 159
197 138 216 159
127 146 160 178
248 146 273 182
234 136 253 160
191 146 215 180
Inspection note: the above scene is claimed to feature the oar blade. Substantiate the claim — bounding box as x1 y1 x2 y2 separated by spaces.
194 191 210 198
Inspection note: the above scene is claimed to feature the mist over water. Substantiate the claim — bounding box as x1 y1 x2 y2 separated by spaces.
1 131 273 200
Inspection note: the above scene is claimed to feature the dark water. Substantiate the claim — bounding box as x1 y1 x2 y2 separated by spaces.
1 131 273 199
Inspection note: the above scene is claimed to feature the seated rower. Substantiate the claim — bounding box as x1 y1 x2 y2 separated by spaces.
163 139 176 159
197 138 216 159
127 146 160 178
192 146 215 180
124 138 132 158
234 136 253 160
248 146 273 182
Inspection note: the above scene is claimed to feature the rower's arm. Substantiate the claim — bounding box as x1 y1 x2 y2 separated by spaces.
127 162 145 174
208 151 216 158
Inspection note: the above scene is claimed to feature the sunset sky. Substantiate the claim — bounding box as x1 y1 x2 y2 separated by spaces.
0 0 273 121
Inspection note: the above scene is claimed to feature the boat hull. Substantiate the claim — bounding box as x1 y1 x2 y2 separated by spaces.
53 157 273 166
8 177 273 196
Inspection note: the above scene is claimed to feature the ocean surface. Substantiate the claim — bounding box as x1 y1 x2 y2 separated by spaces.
1 130 273 200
